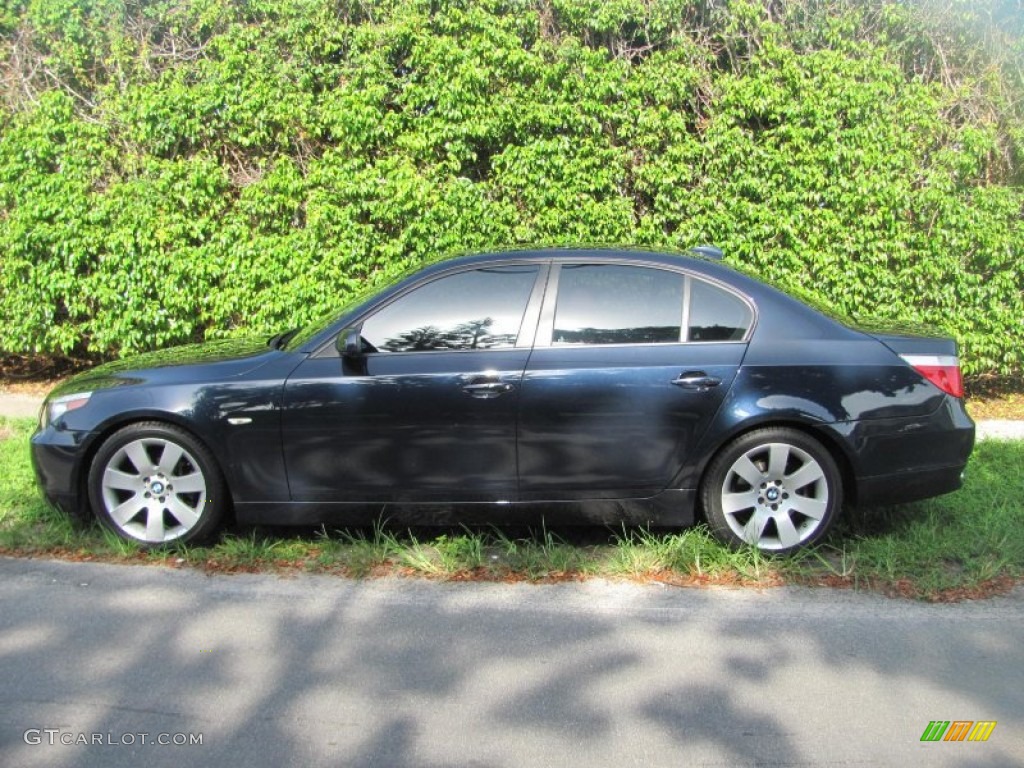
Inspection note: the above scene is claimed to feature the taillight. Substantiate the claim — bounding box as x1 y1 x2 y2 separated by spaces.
900 354 964 398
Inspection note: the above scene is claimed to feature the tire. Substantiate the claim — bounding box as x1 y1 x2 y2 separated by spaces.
700 427 841 554
88 422 226 546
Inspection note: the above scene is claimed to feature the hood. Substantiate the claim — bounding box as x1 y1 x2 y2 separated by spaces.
49 338 276 398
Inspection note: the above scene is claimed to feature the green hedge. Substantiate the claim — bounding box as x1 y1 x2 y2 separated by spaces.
0 0 1021 378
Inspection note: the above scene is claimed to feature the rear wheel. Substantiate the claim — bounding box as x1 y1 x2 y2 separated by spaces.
701 427 841 554
88 422 226 546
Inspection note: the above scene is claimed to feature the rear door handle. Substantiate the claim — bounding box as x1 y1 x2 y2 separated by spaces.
672 371 722 390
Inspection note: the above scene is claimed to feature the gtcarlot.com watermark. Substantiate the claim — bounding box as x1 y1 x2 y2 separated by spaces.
24 728 203 747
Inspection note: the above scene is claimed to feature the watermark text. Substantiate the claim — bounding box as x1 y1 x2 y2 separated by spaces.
24 729 203 747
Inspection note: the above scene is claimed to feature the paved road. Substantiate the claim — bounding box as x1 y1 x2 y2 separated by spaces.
0 393 43 419
1 558 1021 767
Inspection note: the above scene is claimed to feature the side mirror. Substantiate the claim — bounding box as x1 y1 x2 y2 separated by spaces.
336 327 364 359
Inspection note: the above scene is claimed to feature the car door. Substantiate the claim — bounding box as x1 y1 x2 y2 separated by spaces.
281 263 546 502
517 261 753 499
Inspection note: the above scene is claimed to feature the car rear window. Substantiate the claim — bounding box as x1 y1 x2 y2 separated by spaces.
687 278 753 341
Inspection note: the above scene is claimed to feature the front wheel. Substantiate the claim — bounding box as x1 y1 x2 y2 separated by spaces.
88 422 226 546
701 427 841 554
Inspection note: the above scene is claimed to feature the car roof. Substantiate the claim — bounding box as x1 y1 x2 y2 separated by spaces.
413 246 741 281
294 246 838 354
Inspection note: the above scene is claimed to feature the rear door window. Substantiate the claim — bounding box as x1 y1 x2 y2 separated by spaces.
552 265 685 345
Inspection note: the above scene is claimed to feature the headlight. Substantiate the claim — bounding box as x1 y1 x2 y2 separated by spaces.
41 392 92 428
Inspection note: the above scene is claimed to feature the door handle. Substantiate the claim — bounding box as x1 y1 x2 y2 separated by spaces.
461 381 514 399
672 371 722 390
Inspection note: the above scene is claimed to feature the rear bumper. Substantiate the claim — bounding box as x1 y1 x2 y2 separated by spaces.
855 464 965 507
834 396 974 508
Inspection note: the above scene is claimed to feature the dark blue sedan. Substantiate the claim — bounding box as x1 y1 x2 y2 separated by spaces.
31 248 975 553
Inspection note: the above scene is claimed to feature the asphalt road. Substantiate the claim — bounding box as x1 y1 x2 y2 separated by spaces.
1 558 1022 767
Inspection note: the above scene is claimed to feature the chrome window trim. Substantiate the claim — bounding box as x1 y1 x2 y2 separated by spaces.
532 261 757 349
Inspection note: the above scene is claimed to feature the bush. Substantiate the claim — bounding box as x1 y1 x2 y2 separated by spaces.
0 0 1020 378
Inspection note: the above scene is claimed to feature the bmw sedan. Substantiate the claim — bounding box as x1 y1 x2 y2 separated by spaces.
31 247 975 553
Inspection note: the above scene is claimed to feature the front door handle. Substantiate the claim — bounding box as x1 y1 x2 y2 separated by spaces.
462 381 515 399
672 371 722 390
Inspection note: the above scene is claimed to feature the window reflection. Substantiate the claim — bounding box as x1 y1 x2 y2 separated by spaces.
553 265 685 345
688 278 752 342
361 267 538 352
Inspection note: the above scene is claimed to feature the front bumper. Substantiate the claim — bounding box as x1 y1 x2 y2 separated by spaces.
30 426 92 517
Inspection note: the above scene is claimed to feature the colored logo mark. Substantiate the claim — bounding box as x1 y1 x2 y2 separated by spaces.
920 721 997 742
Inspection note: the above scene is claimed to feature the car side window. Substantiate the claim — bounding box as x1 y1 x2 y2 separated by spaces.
360 266 539 352
687 278 752 342
552 265 686 345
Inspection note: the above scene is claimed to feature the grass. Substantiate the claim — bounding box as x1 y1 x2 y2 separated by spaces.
2 415 1022 600
807 437 1024 596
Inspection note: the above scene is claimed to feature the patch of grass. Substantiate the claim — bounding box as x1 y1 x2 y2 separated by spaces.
608 526 672 578
327 521 403 576
432 532 486 572
97 527 144 558
2 415 1021 600
397 533 448 576
212 531 283 565
804 439 1024 596
491 525 598 580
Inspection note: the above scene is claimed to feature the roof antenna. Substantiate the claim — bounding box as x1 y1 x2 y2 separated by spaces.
690 245 724 261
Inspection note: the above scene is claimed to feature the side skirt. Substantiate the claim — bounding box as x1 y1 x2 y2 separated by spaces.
234 490 696 528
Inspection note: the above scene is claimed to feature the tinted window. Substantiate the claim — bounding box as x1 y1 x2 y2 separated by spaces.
361 266 539 352
552 265 685 345
688 278 752 341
